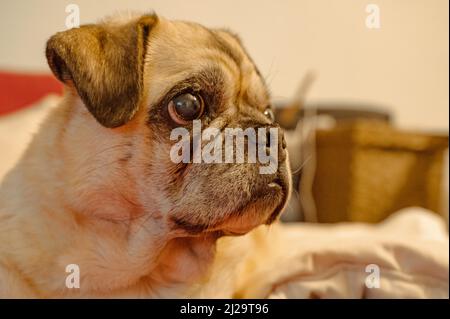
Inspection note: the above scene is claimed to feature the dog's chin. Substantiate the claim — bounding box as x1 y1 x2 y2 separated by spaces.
188 177 289 238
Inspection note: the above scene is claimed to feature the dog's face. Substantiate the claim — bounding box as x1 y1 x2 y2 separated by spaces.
46 14 291 239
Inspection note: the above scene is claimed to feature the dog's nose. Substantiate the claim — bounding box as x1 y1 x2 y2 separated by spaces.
279 130 287 162
281 131 287 150
265 129 272 148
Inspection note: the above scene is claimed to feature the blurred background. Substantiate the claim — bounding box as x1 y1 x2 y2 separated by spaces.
0 0 448 224
0 0 448 130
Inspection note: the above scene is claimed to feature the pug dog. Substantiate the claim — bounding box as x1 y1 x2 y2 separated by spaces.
0 13 291 298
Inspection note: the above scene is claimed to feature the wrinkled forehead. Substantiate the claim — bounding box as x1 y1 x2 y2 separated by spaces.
145 17 269 110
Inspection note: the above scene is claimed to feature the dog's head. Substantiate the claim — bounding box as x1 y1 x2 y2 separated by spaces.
46 13 291 239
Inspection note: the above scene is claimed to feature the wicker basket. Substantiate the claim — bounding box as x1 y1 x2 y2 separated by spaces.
313 121 449 223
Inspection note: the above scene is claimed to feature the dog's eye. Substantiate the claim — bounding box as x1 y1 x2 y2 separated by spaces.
168 93 204 124
264 108 275 122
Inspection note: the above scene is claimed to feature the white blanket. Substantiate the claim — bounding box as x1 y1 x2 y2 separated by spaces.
229 207 448 298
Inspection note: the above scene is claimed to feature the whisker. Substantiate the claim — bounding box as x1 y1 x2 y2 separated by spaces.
291 154 312 175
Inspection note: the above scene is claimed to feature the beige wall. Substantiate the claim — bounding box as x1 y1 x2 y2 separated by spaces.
0 0 448 131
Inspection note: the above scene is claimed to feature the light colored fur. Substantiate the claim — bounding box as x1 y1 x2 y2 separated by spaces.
0 15 290 298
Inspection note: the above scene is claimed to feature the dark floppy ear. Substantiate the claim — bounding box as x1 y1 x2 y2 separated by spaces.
46 14 157 128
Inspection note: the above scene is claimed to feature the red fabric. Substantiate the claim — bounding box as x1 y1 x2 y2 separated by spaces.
0 71 63 116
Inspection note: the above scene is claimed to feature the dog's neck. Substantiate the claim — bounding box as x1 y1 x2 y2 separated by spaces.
0 96 222 297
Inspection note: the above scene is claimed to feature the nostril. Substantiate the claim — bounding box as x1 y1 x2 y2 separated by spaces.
281 134 287 149
278 128 287 150
265 130 271 148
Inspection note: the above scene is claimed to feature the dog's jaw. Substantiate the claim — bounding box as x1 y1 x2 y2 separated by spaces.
0 96 204 297
0 14 293 298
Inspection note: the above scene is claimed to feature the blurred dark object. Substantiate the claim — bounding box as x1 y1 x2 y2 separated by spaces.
274 72 447 224
302 103 391 123
275 99 394 222
276 99 448 224
313 121 448 223
275 102 392 129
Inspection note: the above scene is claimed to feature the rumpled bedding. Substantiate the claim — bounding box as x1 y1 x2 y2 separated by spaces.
232 207 448 298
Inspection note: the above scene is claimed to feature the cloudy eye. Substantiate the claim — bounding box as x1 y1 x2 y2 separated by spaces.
264 108 275 122
168 93 204 124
